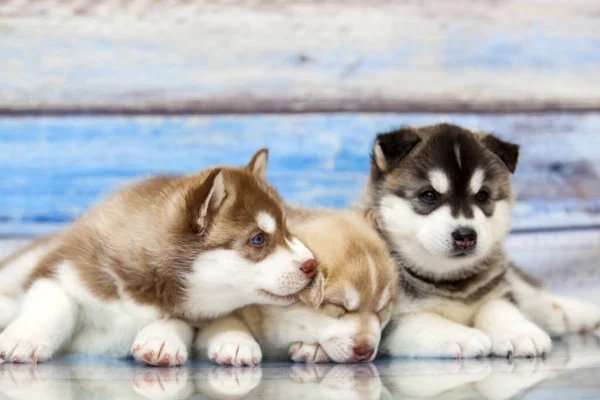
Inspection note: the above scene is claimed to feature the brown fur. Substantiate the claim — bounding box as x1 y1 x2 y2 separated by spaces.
21 152 289 320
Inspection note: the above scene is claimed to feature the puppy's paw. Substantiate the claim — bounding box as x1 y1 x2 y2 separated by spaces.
525 295 600 337
133 368 194 400
0 325 52 363
438 328 492 359
207 332 262 367
489 320 552 358
132 331 188 367
559 298 600 334
289 342 330 363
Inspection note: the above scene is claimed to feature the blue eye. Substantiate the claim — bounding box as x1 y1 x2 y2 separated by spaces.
419 190 438 204
250 233 265 246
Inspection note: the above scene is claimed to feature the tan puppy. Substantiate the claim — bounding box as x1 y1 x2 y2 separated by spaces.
0 150 316 365
196 209 398 365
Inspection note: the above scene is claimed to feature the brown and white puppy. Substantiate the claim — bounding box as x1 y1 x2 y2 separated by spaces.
360 123 555 358
0 149 316 365
196 209 398 365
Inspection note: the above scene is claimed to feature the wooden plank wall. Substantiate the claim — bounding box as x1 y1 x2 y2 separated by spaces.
1 113 600 236
1 0 600 113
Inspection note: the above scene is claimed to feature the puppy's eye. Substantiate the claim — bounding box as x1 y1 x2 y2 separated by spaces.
419 190 438 204
249 233 265 246
475 190 489 203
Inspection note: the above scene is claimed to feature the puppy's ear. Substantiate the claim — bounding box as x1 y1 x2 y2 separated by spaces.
372 128 420 178
363 208 380 231
482 135 520 174
246 148 269 180
186 169 227 232
298 267 327 308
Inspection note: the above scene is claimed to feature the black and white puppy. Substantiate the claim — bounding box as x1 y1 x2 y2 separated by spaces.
359 123 598 359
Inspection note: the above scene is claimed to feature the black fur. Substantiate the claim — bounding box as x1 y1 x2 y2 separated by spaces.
372 127 420 180
378 124 514 219
397 248 510 304
371 124 518 305
482 134 520 174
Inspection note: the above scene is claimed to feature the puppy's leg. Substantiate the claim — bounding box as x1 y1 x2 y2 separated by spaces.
0 296 19 330
0 279 77 363
131 319 193 367
289 342 330 363
196 315 262 367
474 299 552 358
382 312 492 358
525 294 600 337
508 266 600 336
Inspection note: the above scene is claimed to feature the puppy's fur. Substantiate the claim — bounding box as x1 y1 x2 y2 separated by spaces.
0 150 315 365
360 123 558 358
196 209 398 365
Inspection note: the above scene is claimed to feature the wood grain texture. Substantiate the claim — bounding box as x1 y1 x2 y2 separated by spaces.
1 112 599 236
1 0 600 113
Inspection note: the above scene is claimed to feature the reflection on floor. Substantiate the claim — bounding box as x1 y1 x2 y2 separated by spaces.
1 335 600 400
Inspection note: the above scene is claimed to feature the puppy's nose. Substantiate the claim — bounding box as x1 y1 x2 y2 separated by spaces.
300 259 317 279
452 228 477 248
352 345 374 362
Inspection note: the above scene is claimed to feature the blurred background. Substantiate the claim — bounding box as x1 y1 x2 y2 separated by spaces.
1 0 599 298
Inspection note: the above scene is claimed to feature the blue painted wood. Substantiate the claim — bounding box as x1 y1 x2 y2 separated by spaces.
1 113 600 236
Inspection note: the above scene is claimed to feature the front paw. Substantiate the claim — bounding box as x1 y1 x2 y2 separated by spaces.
489 320 552 358
557 297 600 334
0 325 52 363
132 333 188 367
289 342 330 363
207 333 262 367
438 328 492 359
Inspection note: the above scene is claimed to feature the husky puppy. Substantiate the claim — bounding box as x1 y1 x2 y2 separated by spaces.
359 123 556 358
0 149 316 365
196 209 398 365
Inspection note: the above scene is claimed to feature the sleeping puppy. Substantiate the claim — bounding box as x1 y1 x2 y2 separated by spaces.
359 123 560 358
196 209 398 365
0 149 316 365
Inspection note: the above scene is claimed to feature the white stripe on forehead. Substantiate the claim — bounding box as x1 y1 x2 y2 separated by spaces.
428 169 450 194
454 144 462 170
377 285 391 312
469 168 485 194
344 285 360 311
256 211 276 234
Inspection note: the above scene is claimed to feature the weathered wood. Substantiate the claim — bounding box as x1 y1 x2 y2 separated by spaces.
0 112 599 236
1 0 600 113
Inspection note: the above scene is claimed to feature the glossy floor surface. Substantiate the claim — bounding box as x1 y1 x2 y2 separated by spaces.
1 335 599 400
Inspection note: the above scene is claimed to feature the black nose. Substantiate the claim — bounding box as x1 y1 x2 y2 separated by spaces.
452 228 477 248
